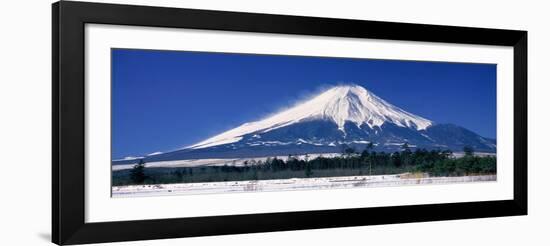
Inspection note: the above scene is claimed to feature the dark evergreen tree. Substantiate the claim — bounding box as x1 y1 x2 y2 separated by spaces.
401 142 411 152
130 159 147 184
366 142 374 150
305 163 313 177
463 145 474 156
342 144 356 157
391 152 402 167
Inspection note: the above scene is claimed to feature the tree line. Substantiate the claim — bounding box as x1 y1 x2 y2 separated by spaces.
114 144 496 186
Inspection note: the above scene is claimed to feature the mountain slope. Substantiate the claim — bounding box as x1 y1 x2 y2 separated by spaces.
114 85 496 164
189 85 432 149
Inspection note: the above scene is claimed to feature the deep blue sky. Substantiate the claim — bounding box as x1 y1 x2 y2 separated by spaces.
112 49 496 159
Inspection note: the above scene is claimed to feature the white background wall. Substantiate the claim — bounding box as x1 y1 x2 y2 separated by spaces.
0 0 547 245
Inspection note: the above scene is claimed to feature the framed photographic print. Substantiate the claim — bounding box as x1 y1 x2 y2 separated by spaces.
52 1 527 245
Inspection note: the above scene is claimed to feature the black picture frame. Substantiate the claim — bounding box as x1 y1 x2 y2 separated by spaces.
52 1 527 245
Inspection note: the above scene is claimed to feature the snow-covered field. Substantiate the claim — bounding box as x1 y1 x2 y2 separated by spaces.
112 174 496 197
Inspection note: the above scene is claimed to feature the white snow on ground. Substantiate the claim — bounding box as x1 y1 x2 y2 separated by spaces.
420 133 434 141
112 174 496 197
147 151 163 156
452 152 497 158
112 153 344 171
112 156 144 162
188 85 432 150
243 139 371 147
383 142 417 147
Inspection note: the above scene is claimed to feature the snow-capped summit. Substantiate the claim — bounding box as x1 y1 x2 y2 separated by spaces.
190 85 432 149
315 85 432 130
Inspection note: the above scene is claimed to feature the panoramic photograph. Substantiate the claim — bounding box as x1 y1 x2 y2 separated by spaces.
111 49 497 197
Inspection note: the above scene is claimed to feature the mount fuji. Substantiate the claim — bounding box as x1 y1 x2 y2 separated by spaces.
114 85 496 164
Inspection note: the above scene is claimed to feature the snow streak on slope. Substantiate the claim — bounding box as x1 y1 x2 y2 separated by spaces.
190 85 432 149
